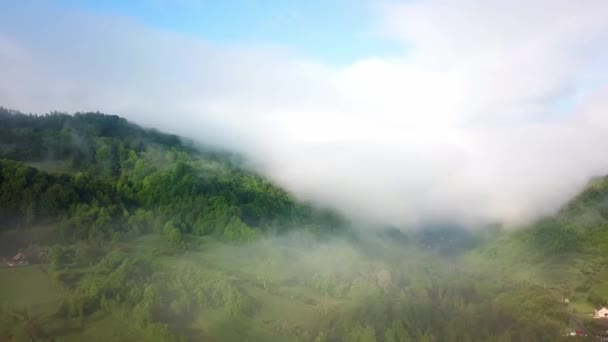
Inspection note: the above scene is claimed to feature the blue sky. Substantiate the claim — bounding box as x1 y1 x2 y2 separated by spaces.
57 0 400 64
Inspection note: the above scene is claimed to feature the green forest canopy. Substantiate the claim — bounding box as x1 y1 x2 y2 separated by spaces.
0 107 345 243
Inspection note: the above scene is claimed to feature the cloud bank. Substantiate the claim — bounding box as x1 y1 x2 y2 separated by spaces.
1 0 608 228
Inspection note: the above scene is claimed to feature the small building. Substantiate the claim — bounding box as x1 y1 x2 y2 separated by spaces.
6 252 29 267
595 306 608 319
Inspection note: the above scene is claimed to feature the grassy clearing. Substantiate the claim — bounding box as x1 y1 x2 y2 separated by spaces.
0 262 148 341
0 266 64 312
49 311 146 342
570 300 595 316
0 225 59 256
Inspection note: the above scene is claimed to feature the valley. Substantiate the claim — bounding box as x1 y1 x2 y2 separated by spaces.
2 109 608 341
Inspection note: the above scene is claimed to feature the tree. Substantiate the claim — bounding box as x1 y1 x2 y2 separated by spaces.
49 245 67 268
315 331 328 342
168 228 182 245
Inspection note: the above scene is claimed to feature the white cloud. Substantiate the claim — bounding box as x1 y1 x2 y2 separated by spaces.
1 0 608 228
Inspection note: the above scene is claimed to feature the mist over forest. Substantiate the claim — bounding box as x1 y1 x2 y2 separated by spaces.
2 0 608 341
1 108 608 342
2 0 608 229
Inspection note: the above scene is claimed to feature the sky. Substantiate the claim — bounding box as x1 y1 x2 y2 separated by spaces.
57 0 398 64
1 0 608 228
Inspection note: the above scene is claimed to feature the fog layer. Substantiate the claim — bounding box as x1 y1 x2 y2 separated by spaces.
1 0 608 227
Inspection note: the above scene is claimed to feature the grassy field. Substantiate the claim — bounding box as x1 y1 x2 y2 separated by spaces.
0 226 60 256
49 312 145 342
0 266 64 312
0 264 147 341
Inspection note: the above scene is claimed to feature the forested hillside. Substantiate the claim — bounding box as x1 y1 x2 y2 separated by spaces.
2 108 608 341
0 107 344 245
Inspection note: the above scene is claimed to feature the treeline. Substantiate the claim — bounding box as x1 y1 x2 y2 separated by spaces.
0 107 184 163
0 108 345 243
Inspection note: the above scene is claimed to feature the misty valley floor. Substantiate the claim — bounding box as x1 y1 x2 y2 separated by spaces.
4 227 608 341
4 231 421 341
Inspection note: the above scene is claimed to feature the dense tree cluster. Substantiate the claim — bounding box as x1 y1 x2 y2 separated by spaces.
0 108 345 243
40 238 570 342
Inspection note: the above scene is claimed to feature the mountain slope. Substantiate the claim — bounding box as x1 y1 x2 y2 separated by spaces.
0 108 345 245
